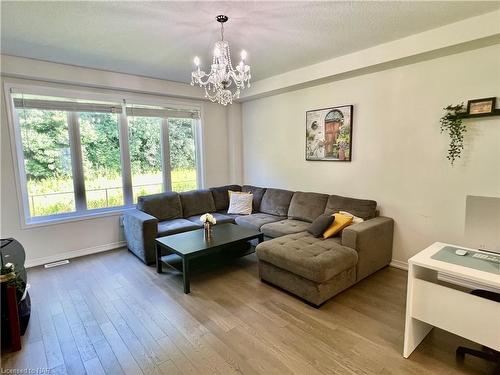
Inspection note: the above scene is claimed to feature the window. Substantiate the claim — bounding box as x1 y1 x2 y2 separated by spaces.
17 107 76 216
128 116 163 202
79 112 124 209
169 118 198 192
9 87 202 224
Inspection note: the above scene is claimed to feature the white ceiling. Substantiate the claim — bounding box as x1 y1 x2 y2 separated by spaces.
2 1 499 83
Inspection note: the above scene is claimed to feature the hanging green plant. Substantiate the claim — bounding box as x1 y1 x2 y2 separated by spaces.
440 103 467 165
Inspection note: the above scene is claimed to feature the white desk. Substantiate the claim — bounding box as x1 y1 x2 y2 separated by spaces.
403 242 500 358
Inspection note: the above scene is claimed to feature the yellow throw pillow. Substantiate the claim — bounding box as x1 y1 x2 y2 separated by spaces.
338 211 364 224
323 213 353 239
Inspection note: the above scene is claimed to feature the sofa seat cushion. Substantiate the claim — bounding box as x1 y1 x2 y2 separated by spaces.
157 219 201 237
217 210 243 219
180 189 216 218
234 213 285 231
260 188 295 217
256 232 358 283
210 185 241 211
138 192 182 221
186 212 235 226
260 219 311 238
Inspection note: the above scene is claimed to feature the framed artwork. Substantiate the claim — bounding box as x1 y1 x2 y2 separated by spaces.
467 97 496 115
306 105 353 161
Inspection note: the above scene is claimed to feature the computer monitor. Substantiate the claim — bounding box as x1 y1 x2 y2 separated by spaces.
465 195 500 254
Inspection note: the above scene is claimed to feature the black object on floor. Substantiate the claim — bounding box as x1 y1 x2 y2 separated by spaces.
1 238 30 352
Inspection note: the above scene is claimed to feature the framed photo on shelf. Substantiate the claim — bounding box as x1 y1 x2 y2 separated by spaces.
305 105 353 161
467 97 496 115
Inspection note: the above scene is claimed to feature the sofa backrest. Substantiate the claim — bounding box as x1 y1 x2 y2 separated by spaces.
137 192 183 221
324 194 377 220
260 188 294 217
179 189 216 218
242 185 267 213
210 185 241 211
288 192 329 223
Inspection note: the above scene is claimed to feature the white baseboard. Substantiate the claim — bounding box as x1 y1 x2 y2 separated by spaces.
389 259 408 271
25 241 126 268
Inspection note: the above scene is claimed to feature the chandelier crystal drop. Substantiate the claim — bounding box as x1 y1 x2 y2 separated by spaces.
190 15 251 106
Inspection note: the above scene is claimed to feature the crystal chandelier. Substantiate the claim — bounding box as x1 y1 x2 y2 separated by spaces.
191 15 251 106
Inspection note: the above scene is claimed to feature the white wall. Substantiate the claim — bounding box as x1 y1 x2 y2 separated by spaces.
226 103 243 184
242 44 500 264
0 58 232 266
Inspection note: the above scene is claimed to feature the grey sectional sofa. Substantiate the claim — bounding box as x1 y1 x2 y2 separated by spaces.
122 184 394 306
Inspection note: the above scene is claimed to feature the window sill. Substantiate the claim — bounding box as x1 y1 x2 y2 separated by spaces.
22 205 137 229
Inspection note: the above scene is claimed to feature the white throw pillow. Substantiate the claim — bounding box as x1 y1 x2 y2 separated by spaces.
338 211 364 224
228 192 253 215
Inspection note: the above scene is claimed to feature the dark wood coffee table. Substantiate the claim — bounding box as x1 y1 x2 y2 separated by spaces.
155 223 263 293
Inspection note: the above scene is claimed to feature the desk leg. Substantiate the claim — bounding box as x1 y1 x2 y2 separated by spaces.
182 257 190 294
156 244 162 274
403 263 433 358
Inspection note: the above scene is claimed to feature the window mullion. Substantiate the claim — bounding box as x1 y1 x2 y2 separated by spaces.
161 118 172 191
9 100 32 221
193 118 204 189
119 102 133 205
67 112 87 211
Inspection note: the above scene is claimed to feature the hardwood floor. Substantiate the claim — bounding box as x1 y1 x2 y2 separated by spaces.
1 248 497 375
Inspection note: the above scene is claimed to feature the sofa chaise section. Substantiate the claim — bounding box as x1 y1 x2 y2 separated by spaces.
256 194 394 306
257 232 358 306
259 219 311 238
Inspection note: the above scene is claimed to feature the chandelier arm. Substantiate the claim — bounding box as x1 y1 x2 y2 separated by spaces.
193 74 212 86
193 64 219 86
229 70 244 84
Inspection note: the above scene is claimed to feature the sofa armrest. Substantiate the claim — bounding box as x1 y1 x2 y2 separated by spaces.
122 209 159 265
341 216 394 281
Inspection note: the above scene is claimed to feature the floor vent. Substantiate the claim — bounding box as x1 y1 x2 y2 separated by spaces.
44 260 69 268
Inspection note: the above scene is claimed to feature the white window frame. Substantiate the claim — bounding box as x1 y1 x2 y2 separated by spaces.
3 80 205 228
